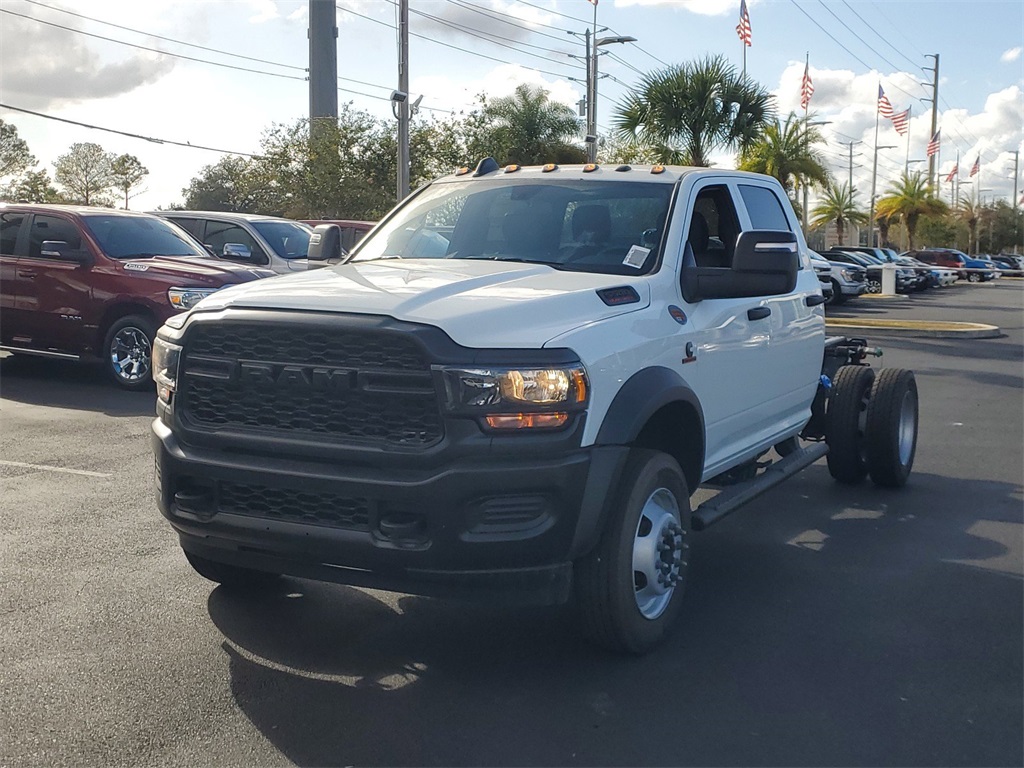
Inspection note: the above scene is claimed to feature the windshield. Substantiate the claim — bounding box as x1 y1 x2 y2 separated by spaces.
82 215 206 259
350 178 675 275
252 220 313 259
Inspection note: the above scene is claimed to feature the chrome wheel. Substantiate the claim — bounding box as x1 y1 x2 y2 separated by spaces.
110 326 152 384
866 279 882 294
632 487 686 620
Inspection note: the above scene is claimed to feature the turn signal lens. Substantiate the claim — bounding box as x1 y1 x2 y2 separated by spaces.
485 413 569 430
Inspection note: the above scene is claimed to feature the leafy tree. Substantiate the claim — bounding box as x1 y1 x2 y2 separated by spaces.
181 155 278 213
954 195 982 253
915 213 958 249
983 199 1024 253
738 113 830 195
53 142 115 205
613 54 774 166
0 119 36 179
110 154 149 209
810 182 866 246
463 84 584 166
875 172 946 250
1 169 61 203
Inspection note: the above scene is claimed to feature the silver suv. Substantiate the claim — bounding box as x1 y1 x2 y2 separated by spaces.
152 211 312 274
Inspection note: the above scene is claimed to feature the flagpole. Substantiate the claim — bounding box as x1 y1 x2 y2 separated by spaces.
742 35 746 79
954 149 959 206
802 52 809 229
869 82 881 248
904 106 911 175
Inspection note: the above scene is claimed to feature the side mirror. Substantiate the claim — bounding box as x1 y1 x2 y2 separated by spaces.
307 224 343 269
221 242 253 261
682 230 799 302
40 240 90 264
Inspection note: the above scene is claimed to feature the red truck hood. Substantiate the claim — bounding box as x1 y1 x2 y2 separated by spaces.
118 256 275 286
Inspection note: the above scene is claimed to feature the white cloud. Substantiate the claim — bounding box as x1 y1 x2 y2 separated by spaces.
413 64 580 115
614 0 739 14
1000 47 1022 63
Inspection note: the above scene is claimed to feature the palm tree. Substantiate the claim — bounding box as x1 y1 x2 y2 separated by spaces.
955 195 981 253
469 84 585 165
612 54 774 166
738 113 831 196
875 172 947 250
810 182 867 246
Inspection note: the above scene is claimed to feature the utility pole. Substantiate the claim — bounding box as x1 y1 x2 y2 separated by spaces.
843 140 861 191
924 54 939 188
396 0 410 201
308 0 339 130
1014 149 1020 254
585 28 595 163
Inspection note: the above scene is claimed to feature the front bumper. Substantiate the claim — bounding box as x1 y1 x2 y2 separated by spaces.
838 281 868 296
153 420 629 604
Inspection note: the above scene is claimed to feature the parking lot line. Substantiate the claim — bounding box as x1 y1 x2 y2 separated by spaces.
0 460 111 478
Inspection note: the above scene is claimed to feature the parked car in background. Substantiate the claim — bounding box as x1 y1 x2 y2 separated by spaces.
809 251 834 303
989 254 1023 276
152 211 314 274
964 254 1000 281
898 256 958 287
826 249 918 293
908 248 996 282
894 256 938 289
811 250 866 304
300 219 375 253
1 204 274 389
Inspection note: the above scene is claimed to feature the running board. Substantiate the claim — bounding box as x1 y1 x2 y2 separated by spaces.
692 443 829 531
0 345 79 361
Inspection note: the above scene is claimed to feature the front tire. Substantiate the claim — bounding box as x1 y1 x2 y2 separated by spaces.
865 369 918 488
826 365 875 484
575 450 692 654
103 315 155 390
827 280 846 305
967 272 980 283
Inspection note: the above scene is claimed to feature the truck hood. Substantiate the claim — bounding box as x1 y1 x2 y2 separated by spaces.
194 259 651 347
119 256 275 286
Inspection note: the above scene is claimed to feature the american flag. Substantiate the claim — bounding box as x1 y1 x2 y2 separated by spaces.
927 130 941 157
800 62 814 109
877 85 894 118
587 0 598 5
969 156 980 177
891 107 910 136
945 164 958 183
736 0 752 47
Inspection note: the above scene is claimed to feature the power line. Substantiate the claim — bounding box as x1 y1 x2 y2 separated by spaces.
0 102 260 157
838 0 919 72
814 1 908 82
445 0 582 44
21 0 306 72
1 8 306 82
337 3 578 81
513 0 588 25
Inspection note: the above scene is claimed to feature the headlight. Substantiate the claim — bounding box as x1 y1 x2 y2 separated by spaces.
441 365 588 430
840 269 853 280
167 287 220 311
152 337 182 405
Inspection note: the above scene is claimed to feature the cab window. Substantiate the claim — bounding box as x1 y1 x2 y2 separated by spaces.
738 184 793 231
1 212 27 256
201 221 266 262
686 185 742 268
28 215 82 259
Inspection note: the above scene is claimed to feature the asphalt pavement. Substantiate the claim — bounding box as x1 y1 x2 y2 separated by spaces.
1 280 1021 767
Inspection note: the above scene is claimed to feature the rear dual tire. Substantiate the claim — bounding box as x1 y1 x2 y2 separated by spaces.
826 365 918 488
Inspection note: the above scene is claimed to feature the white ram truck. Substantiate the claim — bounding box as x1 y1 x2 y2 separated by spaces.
151 159 918 653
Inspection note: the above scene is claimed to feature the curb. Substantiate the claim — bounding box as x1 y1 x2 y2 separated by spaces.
825 318 1001 339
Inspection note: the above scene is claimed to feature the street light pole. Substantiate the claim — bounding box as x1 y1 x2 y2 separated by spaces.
587 34 636 162
802 119 830 231
869 144 897 248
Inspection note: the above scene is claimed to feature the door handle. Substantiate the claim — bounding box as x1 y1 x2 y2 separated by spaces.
805 294 827 307
747 306 771 321
17 270 37 278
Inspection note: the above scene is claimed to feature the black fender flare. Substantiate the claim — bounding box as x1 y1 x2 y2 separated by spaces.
569 367 705 559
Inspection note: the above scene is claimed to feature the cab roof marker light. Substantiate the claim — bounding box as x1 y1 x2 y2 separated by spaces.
455 166 471 176
651 165 666 174
615 165 632 172
583 164 598 173
542 163 558 172
505 164 521 173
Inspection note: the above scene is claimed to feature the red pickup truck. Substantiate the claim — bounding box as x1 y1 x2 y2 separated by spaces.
0 204 274 389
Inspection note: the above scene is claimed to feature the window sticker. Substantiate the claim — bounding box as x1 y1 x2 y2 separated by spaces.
622 245 650 269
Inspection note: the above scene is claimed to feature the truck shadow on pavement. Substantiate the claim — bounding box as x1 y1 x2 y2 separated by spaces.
0 354 154 417
206 468 1022 768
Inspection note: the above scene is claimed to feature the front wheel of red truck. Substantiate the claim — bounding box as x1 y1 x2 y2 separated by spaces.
575 449 692 655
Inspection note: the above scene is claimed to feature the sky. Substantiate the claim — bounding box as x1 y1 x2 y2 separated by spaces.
1 0 1022 212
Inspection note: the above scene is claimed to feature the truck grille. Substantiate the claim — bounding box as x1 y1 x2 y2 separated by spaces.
219 481 370 530
179 321 444 448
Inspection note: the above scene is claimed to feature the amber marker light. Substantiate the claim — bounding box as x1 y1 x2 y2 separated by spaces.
583 163 598 172
505 164 521 173
542 163 558 172
455 166 471 176
651 165 666 174
485 413 569 430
